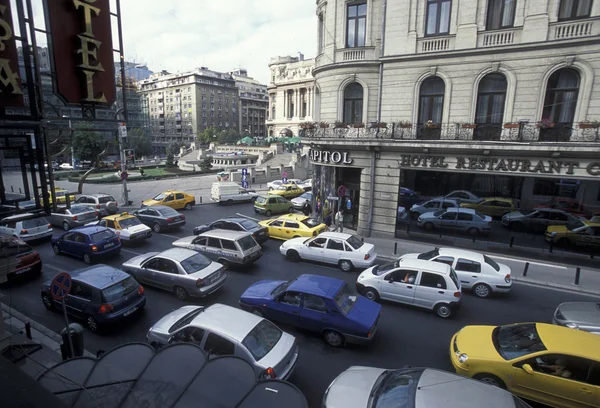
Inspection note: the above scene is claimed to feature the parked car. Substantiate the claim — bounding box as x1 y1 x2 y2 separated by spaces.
280 232 377 272
0 235 42 281
122 248 227 300
502 208 577 233
146 304 299 380
47 205 98 231
545 219 600 249
553 302 600 334
461 197 517 218
51 226 121 264
534 197 590 219
296 179 313 191
58 163 74 170
133 205 186 233
173 230 262 269
240 274 381 347
399 247 512 298
259 214 327 240
270 184 305 199
357 258 462 318
192 217 269 244
291 192 312 211
417 208 492 236
75 193 119 217
40 264 146 332
142 190 196 210
0 213 53 242
46 188 76 205
323 366 533 408
443 190 481 204
88 212 152 243
450 322 600 408
254 195 294 216
211 181 259 204
409 198 460 220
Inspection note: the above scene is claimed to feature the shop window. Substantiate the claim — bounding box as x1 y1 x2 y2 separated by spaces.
533 178 579 198
346 3 367 48
343 83 363 124
486 0 516 30
426 0 452 35
540 68 580 142
558 0 592 20
474 73 507 141
418 77 445 140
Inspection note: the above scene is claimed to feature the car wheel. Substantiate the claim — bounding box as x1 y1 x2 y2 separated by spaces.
226 200 233 206
364 288 380 301
62 221 70 231
474 373 506 389
435 303 452 319
556 237 570 247
323 330 345 347
86 315 99 332
184 202 193 210
410 212 419 220
288 207 294 213
174 286 188 301
467 227 479 236
219 259 230 270
424 222 434 230
42 294 53 310
338 260 353 272
265 210 272 217
286 250 300 262
252 309 264 317
52 244 61 255
83 254 92 265
473 283 492 299
153 223 161 233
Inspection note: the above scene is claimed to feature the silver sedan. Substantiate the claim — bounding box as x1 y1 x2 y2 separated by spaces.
122 248 226 301
553 302 600 334
46 205 98 231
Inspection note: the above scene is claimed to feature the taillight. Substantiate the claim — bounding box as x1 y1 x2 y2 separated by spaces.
505 274 511 283
196 278 205 288
72 216 78 221
92 245 98 251
264 367 276 379
454 291 461 298
364 253 370 260
96 204 101 209
138 285 145 295
98 304 113 313
166 217 174 222
20 229 28 235
47 223 52 228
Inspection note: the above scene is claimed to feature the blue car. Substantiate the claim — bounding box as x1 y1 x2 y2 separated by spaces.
41 265 146 332
239 274 381 347
51 225 121 264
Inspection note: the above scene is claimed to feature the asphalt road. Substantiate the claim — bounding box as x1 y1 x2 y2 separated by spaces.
2 201 598 408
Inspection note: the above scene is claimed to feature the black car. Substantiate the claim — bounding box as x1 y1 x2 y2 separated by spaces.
133 205 186 233
193 217 269 244
40 265 146 333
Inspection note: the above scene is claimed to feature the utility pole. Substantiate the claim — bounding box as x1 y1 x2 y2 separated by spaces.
63 115 74 169
117 0 129 206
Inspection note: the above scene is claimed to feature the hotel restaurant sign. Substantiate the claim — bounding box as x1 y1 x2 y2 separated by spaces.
0 0 115 108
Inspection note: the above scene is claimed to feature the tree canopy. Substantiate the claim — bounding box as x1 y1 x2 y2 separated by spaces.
124 128 153 158
72 123 106 165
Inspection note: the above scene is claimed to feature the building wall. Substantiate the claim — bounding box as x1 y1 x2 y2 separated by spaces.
231 70 269 138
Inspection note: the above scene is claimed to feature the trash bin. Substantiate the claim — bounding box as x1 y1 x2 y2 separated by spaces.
61 323 85 358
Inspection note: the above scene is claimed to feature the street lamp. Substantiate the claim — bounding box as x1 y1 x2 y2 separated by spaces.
62 115 74 169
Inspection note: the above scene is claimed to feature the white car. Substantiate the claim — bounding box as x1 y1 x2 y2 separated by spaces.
86 216 152 243
59 163 74 170
0 213 53 242
442 190 480 204
279 231 377 272
296 178 313 191
399 247 512 298
267 180 284 191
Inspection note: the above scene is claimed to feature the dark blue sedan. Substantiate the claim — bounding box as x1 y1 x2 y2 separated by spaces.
51 226 121 264
239 274 381 347
41 265 146 332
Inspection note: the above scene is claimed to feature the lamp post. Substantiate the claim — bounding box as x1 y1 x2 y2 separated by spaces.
62 115 74 169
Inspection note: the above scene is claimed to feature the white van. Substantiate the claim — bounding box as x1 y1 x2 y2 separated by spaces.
211 182 258 204
356 258 462 318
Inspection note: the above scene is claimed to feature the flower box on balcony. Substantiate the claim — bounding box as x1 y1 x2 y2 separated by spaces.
398 123 413 129
504 123 520 129
461 124 477 129
334 121 349 129
318 122 329 129
536 122 555 129
353 123 365 129
425 124 439 129
579 122 600 129
376 122 388 128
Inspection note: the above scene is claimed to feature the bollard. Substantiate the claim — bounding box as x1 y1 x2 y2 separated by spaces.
509 236 514 248
523 262 529 277
406 223 410 234
394 242 397 255
472 234 476 243
11 186 14 192
199 196 202 204
25 322 31 339
549 242 553 253
575 267 581 285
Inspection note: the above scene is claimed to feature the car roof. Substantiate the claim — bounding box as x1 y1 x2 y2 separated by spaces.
157 247 199 262
288 274 344 298
192 303 262 341
161 190 185 194
70 226 112 235
103 213 135 220
537 323 600 359
397 258 452 275
275 214 309 221
318 231 353 240
445 207 477 214
149 205 178 212
437 247 484 262
83 193 113 198
222 217 257 224
429 198 458 203
199 229 253 240
1 213 45 222
257 194 284 199
481 197 513 202
281 183 299 187
69 265 130 289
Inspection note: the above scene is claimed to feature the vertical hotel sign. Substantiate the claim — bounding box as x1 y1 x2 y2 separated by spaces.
45 0 115 104
0 0 24 107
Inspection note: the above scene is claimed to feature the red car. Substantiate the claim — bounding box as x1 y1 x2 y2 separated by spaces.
0 235 42 282
534 198 590 219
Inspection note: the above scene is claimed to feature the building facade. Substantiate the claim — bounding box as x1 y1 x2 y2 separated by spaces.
138 68 239 149
309 0 600 255
266 54 316 137
231 69 269 138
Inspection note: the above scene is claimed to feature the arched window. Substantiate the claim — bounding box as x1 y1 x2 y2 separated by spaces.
343 83 363 124
474 73 507 140
542 68 579 124
418 77 445 124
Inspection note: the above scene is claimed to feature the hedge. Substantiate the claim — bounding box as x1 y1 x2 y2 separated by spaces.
68 168 223 184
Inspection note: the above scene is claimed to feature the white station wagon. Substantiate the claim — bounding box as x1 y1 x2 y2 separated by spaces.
279 232 377 272
399 247 512 298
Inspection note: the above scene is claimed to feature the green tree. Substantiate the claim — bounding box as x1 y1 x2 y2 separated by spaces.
124 128 153 158
200 155 213 171
217 128 240 144
196 126 218 144
165 141 183 168
72 123 105 165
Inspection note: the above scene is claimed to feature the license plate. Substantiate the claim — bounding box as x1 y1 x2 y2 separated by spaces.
15 267 31 275
124 306 138 316
105 242 115 248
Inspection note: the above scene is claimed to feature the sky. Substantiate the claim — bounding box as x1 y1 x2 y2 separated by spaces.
118 0 317 84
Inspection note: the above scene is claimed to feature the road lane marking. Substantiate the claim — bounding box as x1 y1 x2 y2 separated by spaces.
44 263 65 273
513 281 600 298
490 255 568 269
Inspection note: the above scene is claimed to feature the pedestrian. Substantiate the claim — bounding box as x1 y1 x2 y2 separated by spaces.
316 197 322 215
335 210 344 232
303 201 312 216
324 213 332 228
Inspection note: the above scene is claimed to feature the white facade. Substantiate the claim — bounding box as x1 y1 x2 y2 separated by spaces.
266 54 316 137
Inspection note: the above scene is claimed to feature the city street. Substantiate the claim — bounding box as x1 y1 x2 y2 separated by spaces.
1 200 597 407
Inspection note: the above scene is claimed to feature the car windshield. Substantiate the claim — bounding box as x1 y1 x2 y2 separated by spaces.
239 219 259 230
276 186 288 191
90 230 116 243
70 206 91 214
22 218 49 228
119 217 142 228
566 220 585 231
180 253 212 273
98 196 115 204
417 248 439 260
102 276 139 302
255 196 267 204
55 191 66 197
372 262 396 276
271 281 292 297
492 323 546 360
346 235 364 249
301 218 321 228
153 193 167 201
371 369 422 408
168 307 205 333
299 192 312 200
334 283 357 315
521 210 537 216
237 235 257 251
242 320 283 361
158 207 179 217
484 255 500 271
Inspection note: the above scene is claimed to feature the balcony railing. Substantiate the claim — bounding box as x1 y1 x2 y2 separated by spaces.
417 36 455 53
335 46 377 63
550 19 597 40
478 28 521 47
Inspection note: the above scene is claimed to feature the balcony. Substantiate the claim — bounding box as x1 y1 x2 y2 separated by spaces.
417 36 456 53
478 28 522 47
550 19 598 40
334 46 377 63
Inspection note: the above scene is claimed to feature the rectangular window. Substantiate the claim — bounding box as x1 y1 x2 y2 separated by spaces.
318 13 325 52
426 0 452 35
558 0 592 20
486 0 516 30
346 3 367 48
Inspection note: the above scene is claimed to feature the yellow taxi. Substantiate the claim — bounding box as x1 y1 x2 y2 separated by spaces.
258 213 327 240
460 197 516 218
92 212 152 243
47 188 76 205
450 322 600 408
546 219 600 249
142 190 196 210
270 184 305 199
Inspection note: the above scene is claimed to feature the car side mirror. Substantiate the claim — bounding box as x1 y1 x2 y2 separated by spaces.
522 364 534 375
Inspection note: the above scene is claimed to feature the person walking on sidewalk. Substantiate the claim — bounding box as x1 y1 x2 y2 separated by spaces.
335 210 344 232
303 201 312 216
